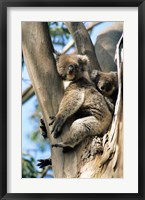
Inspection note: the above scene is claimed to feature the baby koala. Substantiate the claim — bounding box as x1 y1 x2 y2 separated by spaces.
91 70 118 113
49 54 112 149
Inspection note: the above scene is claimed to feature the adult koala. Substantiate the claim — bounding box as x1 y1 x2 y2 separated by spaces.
49 54 112 149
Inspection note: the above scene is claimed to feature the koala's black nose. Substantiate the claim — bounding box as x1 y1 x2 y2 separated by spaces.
68 65 74 73
102 82 112 92
100 85 105 90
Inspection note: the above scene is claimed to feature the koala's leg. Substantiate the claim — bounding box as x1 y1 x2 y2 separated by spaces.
52 116 105 149
104 97 115 113
50 88 85 138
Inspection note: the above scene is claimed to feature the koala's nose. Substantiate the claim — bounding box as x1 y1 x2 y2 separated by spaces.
68 65 74 73
100 85 105 90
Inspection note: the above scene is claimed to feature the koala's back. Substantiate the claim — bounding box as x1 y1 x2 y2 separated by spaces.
67 77 112 123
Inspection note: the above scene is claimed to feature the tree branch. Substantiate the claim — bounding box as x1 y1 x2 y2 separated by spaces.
65 22 101 71
22 85 34 104
40 166 53 178
62 22 102 54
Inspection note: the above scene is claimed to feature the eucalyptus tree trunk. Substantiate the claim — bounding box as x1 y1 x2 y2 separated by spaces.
22 22 123 178
65 22 101 71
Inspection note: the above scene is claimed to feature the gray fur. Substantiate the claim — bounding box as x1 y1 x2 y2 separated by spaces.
91 69 118 110
50 54 112 148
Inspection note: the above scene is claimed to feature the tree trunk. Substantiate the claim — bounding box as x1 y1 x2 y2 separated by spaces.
65 22 101 71
22 22 123 178
22 22 67 177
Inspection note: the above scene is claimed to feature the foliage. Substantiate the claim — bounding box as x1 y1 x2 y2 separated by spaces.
22 153 38 178
48 22 70 47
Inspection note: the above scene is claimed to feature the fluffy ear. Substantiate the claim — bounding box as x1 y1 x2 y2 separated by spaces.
53 53 58 59
90 70 100 82
53 50 61 62
91 70 100 77
77 55 89 65
111 71 118 85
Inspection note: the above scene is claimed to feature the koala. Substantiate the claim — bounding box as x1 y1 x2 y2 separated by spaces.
91 70 118 113
49 54 112 149
91 70 118 104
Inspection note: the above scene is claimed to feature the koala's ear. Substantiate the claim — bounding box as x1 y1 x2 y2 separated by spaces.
110 71 118 80
53 50 61 62
53 53 58 59
77 55 89 65
91 70 100 78
112 71 118 84
90 70 100 82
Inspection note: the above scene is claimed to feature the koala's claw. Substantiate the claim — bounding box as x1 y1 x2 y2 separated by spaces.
53 131 60 138
49 117 55 126
48 116 62 137
37 158 52 168
51 118 64 138
40 118 47 139
49 116 55 120
51 125 62 138
41 131 47 139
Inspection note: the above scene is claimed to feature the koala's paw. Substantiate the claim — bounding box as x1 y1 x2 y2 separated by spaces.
37 158 52 168
40 118 47 139
49 116 55 126
50 117 64 138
